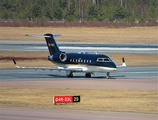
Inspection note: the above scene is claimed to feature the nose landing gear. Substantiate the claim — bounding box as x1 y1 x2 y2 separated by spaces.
106 72 111 79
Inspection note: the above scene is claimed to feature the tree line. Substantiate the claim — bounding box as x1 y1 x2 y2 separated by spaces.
0 0 157 26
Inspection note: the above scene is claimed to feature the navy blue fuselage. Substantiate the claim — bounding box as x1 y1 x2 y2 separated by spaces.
48 52 117 68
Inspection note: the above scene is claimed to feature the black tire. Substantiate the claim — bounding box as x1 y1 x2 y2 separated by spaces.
85 73 91 78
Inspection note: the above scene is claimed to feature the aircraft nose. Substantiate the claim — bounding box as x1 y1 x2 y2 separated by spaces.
110 62 117 71
111 62 117 69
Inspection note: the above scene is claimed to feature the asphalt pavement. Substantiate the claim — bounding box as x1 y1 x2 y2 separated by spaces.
0 66 157 81
0 41 157 54
1 107 157 120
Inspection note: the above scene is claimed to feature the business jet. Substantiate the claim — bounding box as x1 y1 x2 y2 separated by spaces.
13 33 126 78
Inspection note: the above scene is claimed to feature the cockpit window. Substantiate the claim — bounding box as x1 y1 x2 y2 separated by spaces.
96 58 110 62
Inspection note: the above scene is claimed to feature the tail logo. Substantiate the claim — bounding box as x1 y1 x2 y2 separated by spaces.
48 43 54 47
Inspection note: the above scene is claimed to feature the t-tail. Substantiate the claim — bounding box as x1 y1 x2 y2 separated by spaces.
44 34 61 55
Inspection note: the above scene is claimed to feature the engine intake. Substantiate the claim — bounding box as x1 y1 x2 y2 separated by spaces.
59 53 67 62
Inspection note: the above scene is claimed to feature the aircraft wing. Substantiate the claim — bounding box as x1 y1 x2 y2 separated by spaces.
13 59 83 72
117 57 126 68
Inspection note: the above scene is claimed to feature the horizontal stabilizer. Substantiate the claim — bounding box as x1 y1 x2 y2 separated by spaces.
25 34 61 38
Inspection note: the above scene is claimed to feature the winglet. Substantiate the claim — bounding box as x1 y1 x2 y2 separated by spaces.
13 59 16 65
117 57 126 68
121 57 126 67
13 59 20 68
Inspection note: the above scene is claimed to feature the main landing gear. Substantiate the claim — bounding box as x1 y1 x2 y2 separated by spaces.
66 72 110 78
66 72 73 78
85 73 91 78
66 72 92 78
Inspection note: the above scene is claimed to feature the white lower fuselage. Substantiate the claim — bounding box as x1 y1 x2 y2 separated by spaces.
53 62 117 73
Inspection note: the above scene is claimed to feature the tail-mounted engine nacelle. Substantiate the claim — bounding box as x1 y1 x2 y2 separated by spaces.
59 53 67 62
48 55 53 61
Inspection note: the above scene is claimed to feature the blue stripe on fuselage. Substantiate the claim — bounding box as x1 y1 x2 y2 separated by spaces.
49 52 117 68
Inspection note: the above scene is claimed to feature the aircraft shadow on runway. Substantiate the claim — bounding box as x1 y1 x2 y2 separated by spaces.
4 71 126 80
15 73 126 79
47 74 126 79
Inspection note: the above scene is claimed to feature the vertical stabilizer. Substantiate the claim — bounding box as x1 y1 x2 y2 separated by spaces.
44 34 61 55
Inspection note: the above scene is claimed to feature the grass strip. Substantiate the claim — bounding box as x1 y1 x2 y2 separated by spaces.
0 88 157 114
0 27 157 43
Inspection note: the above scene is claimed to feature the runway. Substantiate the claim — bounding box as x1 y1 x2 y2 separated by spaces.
0 41 158 120
0 41 157 54
0 66 157 91
0 66 157 81
1 107 157 120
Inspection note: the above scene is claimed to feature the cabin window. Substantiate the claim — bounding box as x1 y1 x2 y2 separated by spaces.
104 58 110 62
96 58 110 62
98 58 102 61
78 58 81 62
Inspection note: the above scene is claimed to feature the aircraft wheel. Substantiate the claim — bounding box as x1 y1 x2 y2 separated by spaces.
85 73 91 78
66 72 73 78
106 72 111 79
